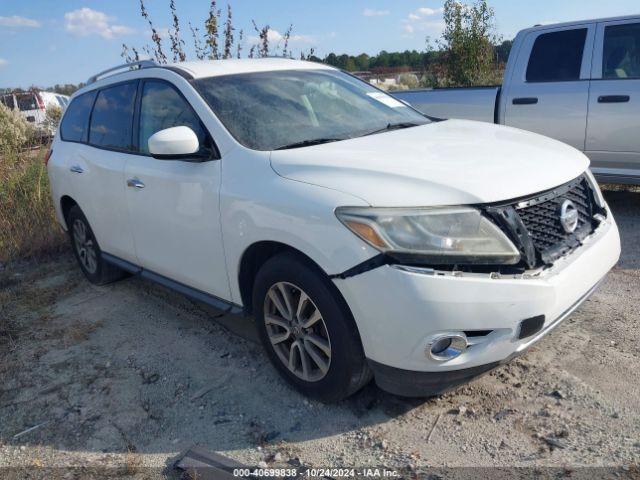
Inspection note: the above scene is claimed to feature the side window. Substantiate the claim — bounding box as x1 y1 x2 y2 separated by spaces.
603 23 640 79
138 80 212 156
527 29 588 82
89 82 137 151
60 91 97 142
55 95 68 109
1 95 15 109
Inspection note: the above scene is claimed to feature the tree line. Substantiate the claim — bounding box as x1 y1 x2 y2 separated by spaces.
316 40 512 73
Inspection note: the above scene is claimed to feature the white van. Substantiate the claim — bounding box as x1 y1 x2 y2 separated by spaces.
46 59 621 401
1 90 69 134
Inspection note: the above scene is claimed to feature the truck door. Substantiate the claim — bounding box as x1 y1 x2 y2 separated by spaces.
586 19 640 182
503 25 596 151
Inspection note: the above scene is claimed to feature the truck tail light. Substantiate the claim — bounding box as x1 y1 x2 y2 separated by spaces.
36 93 45 110
44 149 53 166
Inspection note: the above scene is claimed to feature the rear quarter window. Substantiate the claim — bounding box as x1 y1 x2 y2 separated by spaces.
526 29 588 82
1 95 15 109
60 91 97 143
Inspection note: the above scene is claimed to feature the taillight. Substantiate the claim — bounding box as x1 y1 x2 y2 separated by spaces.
44 149 53 166
36 93 45 110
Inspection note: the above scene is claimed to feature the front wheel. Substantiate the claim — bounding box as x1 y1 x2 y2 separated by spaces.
253 253 372 402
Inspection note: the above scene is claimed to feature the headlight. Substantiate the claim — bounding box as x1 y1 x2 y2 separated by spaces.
336 206 520 265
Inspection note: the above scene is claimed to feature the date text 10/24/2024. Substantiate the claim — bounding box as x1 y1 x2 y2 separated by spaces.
232 468 401 478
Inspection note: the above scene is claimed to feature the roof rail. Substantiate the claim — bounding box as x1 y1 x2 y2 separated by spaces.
87 60 159 85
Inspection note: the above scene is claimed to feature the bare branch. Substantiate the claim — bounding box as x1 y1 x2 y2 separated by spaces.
140 0 167 63
169 0 187 62
252 20 270 58
223 4 234 59
190 22 205 60
282 24 293 58
236 29 243 58
205 0 221 60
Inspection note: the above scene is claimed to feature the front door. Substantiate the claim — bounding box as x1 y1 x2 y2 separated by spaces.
586 19 640 181
124 79 230 300
503 25 596 151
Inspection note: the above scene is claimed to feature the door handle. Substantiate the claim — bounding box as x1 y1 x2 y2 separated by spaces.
127 178 145 189
69 165 84 174
512 97 538 105
598 95 630 103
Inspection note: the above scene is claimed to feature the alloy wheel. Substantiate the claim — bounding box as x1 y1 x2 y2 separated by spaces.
263 281 332 382
72 218 97 274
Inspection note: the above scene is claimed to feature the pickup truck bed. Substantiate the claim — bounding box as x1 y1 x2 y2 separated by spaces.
395 87 500 123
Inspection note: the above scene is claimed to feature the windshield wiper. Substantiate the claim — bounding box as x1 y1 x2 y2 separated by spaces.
363 122 422 137
274 138 344 150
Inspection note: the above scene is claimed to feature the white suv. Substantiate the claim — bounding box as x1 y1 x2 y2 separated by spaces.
47 59 621 401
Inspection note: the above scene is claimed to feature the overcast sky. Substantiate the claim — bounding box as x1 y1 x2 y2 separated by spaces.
1 0 639 88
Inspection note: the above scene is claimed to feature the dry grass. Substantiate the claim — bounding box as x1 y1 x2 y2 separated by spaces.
0 147 66 263
123 448 142 475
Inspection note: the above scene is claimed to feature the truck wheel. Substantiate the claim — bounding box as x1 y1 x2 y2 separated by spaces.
253 252 372 402
67 205 126 285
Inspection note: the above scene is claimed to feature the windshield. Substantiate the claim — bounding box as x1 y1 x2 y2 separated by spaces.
194 69 429 151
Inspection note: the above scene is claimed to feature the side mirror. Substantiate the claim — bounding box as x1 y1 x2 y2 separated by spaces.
148 126 200 160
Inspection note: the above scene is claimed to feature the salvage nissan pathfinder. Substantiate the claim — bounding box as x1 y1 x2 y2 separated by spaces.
47 58 621 401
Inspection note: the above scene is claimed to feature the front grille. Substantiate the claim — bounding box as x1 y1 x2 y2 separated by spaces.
517 178 594 257
487 175 605 268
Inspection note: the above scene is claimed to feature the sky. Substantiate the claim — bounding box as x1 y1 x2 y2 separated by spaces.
1 0 639 88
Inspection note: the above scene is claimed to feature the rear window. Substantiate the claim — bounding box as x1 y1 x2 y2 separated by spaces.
526 29 588 82
603 23 640 79
16 93 38 111
89 82 137 151
60 91 97 143
1 95 15 110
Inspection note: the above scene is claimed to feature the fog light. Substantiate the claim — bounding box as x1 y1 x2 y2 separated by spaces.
427 333 468 361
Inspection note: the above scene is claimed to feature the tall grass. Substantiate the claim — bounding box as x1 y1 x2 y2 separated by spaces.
0 106 65 264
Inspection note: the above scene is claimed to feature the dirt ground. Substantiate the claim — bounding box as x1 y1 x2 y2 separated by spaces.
1 186 639 479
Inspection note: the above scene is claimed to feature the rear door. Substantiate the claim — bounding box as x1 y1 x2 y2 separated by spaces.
503 24 595 150
124 78 230 299
81 81 139 262
586 19 640 181
16 92 46 126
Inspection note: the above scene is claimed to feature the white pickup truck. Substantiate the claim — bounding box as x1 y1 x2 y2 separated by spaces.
394 15 640 185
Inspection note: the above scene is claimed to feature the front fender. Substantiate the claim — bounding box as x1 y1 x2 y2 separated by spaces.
220 149 377 306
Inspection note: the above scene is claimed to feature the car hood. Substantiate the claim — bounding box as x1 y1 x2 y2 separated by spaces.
269 119 589 206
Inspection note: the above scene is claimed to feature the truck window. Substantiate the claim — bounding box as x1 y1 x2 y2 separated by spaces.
603 23 640 79
1 95 15 110
526 29 588 82
89 82 137 151
60 91 97 143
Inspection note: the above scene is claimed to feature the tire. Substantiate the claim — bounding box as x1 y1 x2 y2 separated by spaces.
66 205 127 285
253 252 372 402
